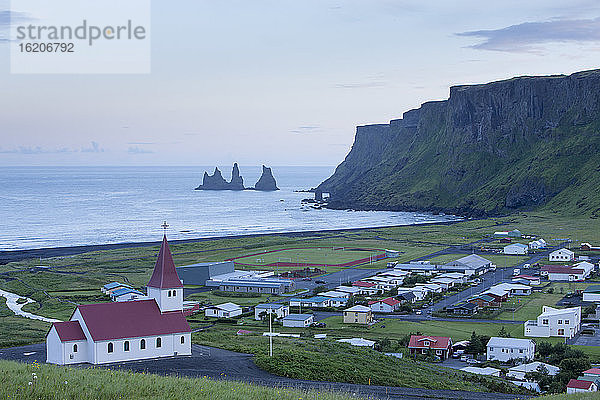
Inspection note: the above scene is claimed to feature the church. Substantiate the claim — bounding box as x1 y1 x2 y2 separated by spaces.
46 235 192 365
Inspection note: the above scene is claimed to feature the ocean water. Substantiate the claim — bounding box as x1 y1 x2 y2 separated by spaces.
0 166 459 251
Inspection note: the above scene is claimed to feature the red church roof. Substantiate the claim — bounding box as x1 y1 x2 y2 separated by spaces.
52 321 86 342
567 379 593 389
408 335 452 349
147 235 183 289
77 300 190 341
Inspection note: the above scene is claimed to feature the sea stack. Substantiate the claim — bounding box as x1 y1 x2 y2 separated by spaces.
229 163 245 190
253 165 279 191
195 167 229 190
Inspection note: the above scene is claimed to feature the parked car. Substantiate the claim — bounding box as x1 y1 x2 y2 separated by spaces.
315 280 326 284
452 352 461 359
415 310 422 315
302 277 312 281
311 322 326 328
460 355 471 362
466 358 479 365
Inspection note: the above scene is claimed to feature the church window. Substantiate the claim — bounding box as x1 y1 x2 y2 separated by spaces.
73 344 78 352
108 342 114 353
140 339 146 350
156 337 162 348
181 336 185 344
124 341 130 351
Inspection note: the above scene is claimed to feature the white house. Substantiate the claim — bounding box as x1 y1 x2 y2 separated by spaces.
524 306 581 338
492 283 532 296
542 265 587 281
415 283 443 293
430 277 455 290
438 272 468 284
369 297 402 313
507 362 559 381
205 302 243 318
574 261 595 278
320 290 351 299
583 285 600 303
289 296 331 308
281 314 313 328
549 248 575 262
528 239 547 250
504 243 529 255
486 337 535 362
328 297 349 307
567 379 598 393
46 235 191 365
334 286 362 296
254 303 289 320
398 287 426 301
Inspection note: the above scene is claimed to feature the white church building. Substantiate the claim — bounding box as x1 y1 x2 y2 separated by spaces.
46 235 192 365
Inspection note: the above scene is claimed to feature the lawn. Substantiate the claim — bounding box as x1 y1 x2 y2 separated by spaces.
0 359 357 400
231 247 385 267
186 291 275 307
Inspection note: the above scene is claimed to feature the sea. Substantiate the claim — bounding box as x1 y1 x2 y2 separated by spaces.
0 166 460 251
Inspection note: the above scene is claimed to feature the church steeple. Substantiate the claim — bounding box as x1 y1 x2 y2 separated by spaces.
147 228 183 313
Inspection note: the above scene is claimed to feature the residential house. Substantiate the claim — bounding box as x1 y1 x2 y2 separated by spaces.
566 379 598 393
512 275 541 286
583 285 600 303
580 243 600 252
398 291 416 304
289 296 331 308
397 287 426 301
281 314 314 328
328 297 349 307
482 287 510 302
334 286 362 296
486 337 535 362
363 276 399 291
343 305 373 324
430 277 455 290
408 335 453 360
101 282 132 294
438 272 468 284
110 288 148 302
205 302 243 318
541 265 586 281
524 306 581 338
549 248 575 262
351 281 381 295
415 283 443 293
504 243 529 255
254 303 289 320
320 290 351 299
492 283 532 296
508 229 522 238
468 294 501 308
446 302 478 315
507 362 559 381
528 239 547 250
441 254 492 276
582 368 600 380
369 297 402 313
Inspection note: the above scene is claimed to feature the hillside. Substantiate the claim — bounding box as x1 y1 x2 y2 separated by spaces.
318 69 600 217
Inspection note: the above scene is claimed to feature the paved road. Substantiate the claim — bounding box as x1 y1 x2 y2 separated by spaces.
0 343 530 400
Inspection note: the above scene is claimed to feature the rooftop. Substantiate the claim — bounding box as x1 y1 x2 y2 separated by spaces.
487 337 533 348
344 305 371 312
283 314 313 321
408 335 451 349
52 321 86 342
147 236 184 289
567 379 593 389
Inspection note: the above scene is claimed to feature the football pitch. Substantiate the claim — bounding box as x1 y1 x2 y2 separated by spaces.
228 247 387 269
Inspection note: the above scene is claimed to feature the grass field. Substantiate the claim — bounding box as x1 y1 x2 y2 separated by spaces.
231 247 384 267
0 359 358 400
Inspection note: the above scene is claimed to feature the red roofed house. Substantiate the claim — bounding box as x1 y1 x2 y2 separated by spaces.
46 235 191 365
351 280 381 295
368 297 402 313
566 379 598 393
408 335 453 360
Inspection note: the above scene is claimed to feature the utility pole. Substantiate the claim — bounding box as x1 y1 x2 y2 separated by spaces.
269 306 273 357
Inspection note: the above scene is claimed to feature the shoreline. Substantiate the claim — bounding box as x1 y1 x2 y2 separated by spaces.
0 219 465 264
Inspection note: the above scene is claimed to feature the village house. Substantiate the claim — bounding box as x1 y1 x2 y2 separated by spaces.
351 281 381 295
110 288 149 302
504 243 529 255
482 287 510 302
581 368 600 380
468 294 501 308
492 283 532 296
414 283 443 293
397 286 427 301
343 305 373 324
328 297 349 307
320 290 351 299
408 335 452 360
46 235 191 365
507 361 559 381
541 265 587 281
528 239 547 250
512 275 541 286
549 248 575 262
581 243 600 252
429 277 455 290
254 303 289 320
205 302 243 318
101 282 132 294
446 302 478 315
334 285 362 296
524 306 581 338
289 296 331 308
369 297 402 313
281 314 314 328
441 254 492 276
583 285 600 303
438 272 468 284
486 337 535 362
566 379 598 393
398 291 416 304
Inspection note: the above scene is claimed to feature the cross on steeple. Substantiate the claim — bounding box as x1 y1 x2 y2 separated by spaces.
161 221 169 235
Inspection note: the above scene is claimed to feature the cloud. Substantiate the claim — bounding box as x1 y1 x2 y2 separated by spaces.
0 146 74 154
81 141 104 153
290 125 321 134
334 81 386 89
457 17 600 53
128 146 153 154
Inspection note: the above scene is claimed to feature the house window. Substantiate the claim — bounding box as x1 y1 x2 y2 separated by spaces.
140 339 146 350
558 320 562 324
108 342 114 353
565 320 569 324
558 329 564 336
124 341 130 352
73 344 78 353
519 349 523 353
421 349 426 354
424 341 430 346
156 337 162 348
542 319 548 325
436 350 442 355
489 347 493 351
181 336 185 344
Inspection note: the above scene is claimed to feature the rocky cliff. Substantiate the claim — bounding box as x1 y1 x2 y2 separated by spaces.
318 69 600 217
253 165 279 191
195 163 245 190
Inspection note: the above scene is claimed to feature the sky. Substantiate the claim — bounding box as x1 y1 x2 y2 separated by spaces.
1 0 600 166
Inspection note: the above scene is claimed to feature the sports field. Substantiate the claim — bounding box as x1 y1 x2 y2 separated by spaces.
228 247 386 270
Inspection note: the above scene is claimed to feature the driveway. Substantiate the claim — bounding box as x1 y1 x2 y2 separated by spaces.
0 343 530 400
